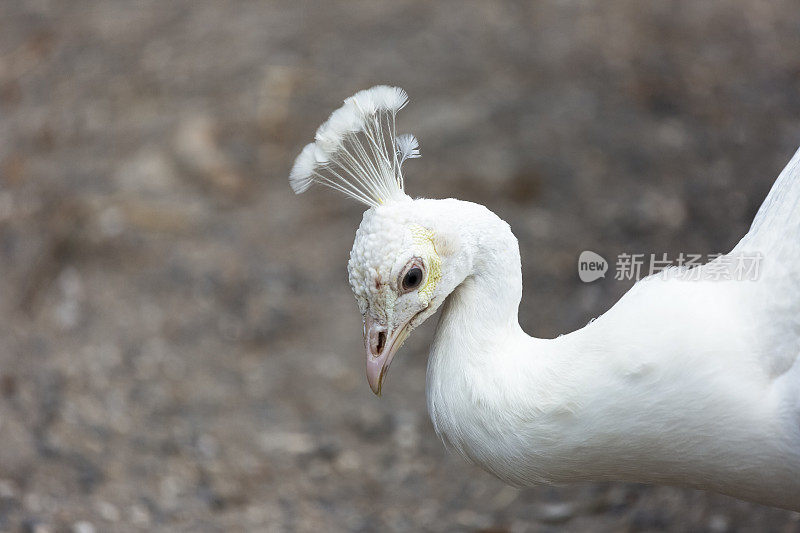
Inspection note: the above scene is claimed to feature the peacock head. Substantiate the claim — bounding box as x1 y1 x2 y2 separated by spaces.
348 200 469 394
289 86 466 394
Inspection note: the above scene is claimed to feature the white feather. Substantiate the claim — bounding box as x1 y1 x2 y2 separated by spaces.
288 85 418 207
288 143 317 194
396 134 421 164
347 85 409 115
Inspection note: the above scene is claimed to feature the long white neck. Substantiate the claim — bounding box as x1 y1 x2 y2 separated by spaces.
426 201 534 467
424 201 800 509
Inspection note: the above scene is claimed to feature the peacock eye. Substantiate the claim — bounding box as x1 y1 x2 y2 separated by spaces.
402 266 424 291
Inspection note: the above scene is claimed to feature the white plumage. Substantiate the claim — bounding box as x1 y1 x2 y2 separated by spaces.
289 85 412 206
290 86 800 510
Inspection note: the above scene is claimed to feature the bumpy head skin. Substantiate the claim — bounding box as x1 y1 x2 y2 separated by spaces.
349 208 441 329
348 199 458 394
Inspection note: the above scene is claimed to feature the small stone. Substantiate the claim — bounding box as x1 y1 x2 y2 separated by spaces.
491 486 519 509
0 479 16 498
29 522 52 533
454 509 491 529
173 114 245 196
0 410 37 476
71 521 95 533
97 206 125 238
257 65 301 134
24 492 42 512
708 514 729 532
198 434 219 459
535 502 575 524
53 267 84 330
97 501 120 522
259 431 315 454
129 504 150 527
113 147 180 196
335 450 361 471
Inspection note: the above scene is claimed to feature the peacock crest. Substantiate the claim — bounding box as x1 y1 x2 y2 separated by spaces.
289 86 420 207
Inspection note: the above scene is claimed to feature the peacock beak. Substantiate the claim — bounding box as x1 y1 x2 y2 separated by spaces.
364 315 410 396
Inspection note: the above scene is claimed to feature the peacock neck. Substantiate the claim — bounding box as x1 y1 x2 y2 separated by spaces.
424 202 611 483
435 200 524 337
425 202 534 457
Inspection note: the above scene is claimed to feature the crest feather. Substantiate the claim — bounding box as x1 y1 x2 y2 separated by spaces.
289 85 420 207
396 134 421 164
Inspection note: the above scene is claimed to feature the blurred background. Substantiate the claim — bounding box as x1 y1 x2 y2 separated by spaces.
2 1 800 531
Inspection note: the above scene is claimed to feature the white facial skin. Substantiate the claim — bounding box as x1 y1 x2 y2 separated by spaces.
348 200 463 394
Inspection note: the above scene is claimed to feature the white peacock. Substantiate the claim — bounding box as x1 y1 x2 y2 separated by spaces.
290 86 800 511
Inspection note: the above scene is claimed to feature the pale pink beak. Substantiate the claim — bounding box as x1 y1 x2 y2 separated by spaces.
364 315 409 395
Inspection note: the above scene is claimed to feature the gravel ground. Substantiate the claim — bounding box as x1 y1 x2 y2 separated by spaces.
2 1 800 531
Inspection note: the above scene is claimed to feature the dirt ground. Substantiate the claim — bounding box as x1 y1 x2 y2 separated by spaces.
2 1 800 531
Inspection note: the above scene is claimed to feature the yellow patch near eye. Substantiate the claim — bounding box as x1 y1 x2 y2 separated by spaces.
409 224 442 303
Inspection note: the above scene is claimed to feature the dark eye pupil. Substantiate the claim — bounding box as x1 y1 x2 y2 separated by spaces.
404 267 422 289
